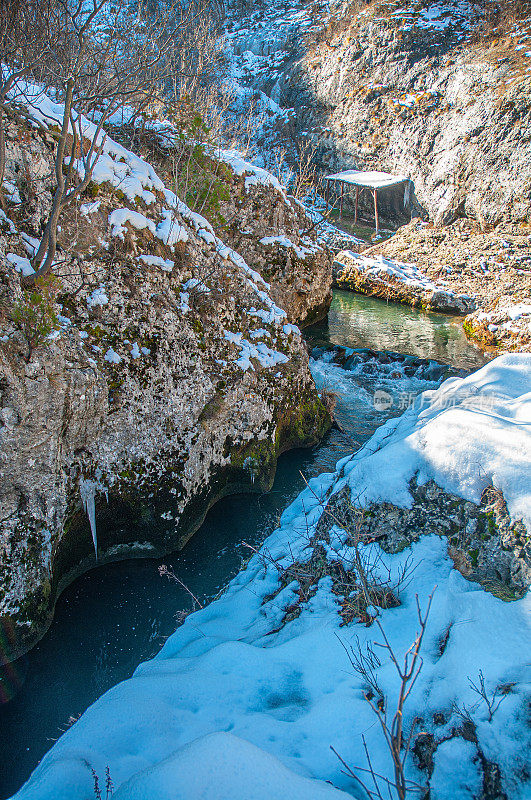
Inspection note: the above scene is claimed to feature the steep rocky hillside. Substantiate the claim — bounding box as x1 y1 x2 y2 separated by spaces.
226 0 531 227
0 100 331 657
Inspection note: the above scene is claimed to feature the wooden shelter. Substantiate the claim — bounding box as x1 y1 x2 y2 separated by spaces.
324 170 410 234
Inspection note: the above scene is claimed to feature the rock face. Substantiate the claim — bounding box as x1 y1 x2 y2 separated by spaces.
225 0 531 227
0 114 331 657
287 2 531 225
214 153 332 327
318 479 530 601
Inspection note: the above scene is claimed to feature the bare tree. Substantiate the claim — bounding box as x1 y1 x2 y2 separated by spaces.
333 592 435 800
0 1 62 187
0 0 204 282
468 669 511 722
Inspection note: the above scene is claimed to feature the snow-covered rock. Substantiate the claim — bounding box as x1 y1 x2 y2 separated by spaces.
334 249 476 313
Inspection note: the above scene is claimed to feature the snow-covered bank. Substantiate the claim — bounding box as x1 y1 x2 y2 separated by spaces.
374 219 531 354
12 354 531 800
334 249 476 314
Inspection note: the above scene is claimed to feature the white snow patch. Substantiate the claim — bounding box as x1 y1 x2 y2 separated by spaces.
136 255 174 273
156 209 189 246
108 209 156 240
113 732 351 800
259 235 318 259
2 180 21 204
218 149 286 195
87 287 109 307
224 329 289 370
6 253 34 276
80 201 101 216
104 348 122 364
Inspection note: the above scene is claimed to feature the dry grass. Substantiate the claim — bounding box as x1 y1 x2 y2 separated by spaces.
249 488 416 632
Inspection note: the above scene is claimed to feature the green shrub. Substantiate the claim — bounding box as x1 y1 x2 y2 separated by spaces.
10 275 59 361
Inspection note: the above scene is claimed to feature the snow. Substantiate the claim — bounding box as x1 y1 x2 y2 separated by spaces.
283 323 300 336
259 235 319 259
104 348 122 364
136 255 174 273
325 170 408 189
335 250 475 310
336 250 434 290
471 300 531 340
109 209 157 240
182 278 210 293
6 253 34 277
156 209 189 246
430 738 482 799
218 149 286 194
0 209 17 233
416 1 474 31
505 303 531 320
20 232 40 257
224 329 289 370
80 201 101 216
113 732 351 800
333 354 531 530
2 179 21 204
12 354 531 800
87 287 109 307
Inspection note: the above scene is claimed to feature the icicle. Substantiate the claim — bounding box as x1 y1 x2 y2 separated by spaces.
79 478 99 559
403 179 411 208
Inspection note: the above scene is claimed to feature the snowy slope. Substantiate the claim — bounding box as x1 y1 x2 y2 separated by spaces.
4 78 297 362
12 354 531 800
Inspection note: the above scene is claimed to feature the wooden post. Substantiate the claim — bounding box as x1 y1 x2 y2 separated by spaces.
340 182 344 219
325 179 329 210
373 188 379 234
355 186 359 223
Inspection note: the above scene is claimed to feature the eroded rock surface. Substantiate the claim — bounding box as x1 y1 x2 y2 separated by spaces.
0 115 331 656
317 479 530 600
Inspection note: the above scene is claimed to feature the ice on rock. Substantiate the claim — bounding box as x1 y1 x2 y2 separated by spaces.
79 479 100 558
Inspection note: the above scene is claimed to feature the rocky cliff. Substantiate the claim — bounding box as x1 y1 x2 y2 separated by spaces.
0 103 331 657
226 0 531 227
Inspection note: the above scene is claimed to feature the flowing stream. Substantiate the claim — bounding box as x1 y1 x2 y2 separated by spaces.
0 292 488 799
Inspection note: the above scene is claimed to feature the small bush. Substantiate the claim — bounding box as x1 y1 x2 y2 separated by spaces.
10 274 59 361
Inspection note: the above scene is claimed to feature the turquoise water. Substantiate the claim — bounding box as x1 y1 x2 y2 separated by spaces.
0 293 488 799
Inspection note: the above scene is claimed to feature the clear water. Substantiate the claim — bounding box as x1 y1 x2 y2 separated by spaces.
0 293 488 799
313 290 489 372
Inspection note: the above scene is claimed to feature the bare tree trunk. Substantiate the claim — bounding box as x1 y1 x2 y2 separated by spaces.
31 78 74 280
0 105 6 194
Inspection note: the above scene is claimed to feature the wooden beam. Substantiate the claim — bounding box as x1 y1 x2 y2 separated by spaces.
355 186 359 223
340 182 344 219
373 188 379 234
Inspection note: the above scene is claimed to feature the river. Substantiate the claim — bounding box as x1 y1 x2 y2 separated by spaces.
0 291 488 799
